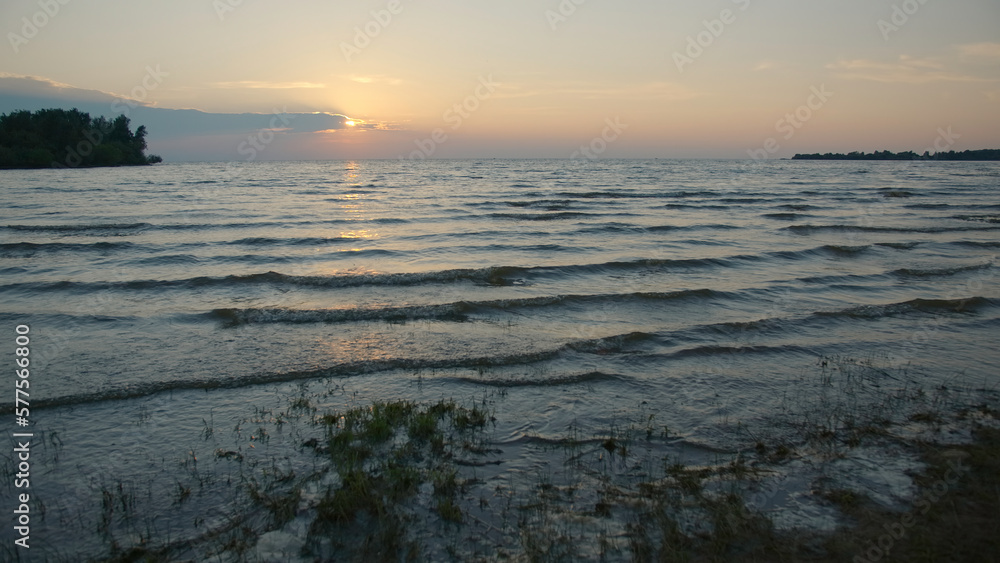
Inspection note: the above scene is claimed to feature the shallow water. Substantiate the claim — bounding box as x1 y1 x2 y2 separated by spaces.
1 159 998 558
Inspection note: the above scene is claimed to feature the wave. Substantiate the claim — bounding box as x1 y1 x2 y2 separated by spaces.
564 331 658 354
762 213 810 220
0 330 659 411
1 222 151 234
573 223 742 235
0 311 136 325
126 254 205 266
813 244 870 256
441 370 631 388
0 266 531 293
478 243 578 253
890 263 993 278
574 223 646 234
952 241 1000 249
227 236 345 247
0 253 759 293
1 220 322 235
555 257 758 272
15 321 834 412
10 291 997 412
555 190 714 199
777 204 821 211
954 215 1000 224
3 218 422 237
369 218 412 224
785 224 1000 235
720 198 766 203
660 343 812 361
503 199 576 208
796 272 889 285
881 190 914 198
556 191 655 199
489 212 606 221
0 351 558 412
767 244 871 261
0 241 136 256
212 303 474 326
1 242 905 294
815 296 995 320
647 224 740 232
822 244 871 256
209 290 724 327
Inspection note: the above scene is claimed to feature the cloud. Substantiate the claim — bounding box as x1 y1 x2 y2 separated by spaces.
0 73 74 91
211 81 327 89
752 61 782 72
895 55 945 70
957 42 1000 60
827 56 995 84
348 75 404 86
0 74 361 160
0 73 154 107
492 80 698 102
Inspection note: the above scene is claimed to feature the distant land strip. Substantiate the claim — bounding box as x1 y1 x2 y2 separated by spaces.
792 149 1000 161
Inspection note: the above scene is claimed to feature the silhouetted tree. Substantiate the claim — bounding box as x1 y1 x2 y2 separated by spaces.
0 108 162 169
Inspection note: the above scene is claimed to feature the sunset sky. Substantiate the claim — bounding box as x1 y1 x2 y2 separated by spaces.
1 0 998 160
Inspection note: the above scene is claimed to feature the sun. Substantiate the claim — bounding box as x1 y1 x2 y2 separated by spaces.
345 120 356 127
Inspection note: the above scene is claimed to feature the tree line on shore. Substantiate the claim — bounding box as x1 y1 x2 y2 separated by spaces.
792 149 1000 161
0 108 162 169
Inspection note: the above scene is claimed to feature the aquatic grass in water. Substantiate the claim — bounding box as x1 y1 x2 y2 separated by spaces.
3 355 994 561
298 398 491 558
209 355 995 561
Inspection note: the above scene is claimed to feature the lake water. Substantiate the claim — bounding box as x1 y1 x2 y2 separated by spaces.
1 159 998 559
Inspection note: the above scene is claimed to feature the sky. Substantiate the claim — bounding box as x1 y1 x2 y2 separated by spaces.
1 0 998 161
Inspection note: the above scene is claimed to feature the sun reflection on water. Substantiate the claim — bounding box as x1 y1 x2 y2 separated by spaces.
340 229 377 239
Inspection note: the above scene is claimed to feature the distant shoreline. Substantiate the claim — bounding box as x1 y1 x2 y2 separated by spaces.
792 149 1000 161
